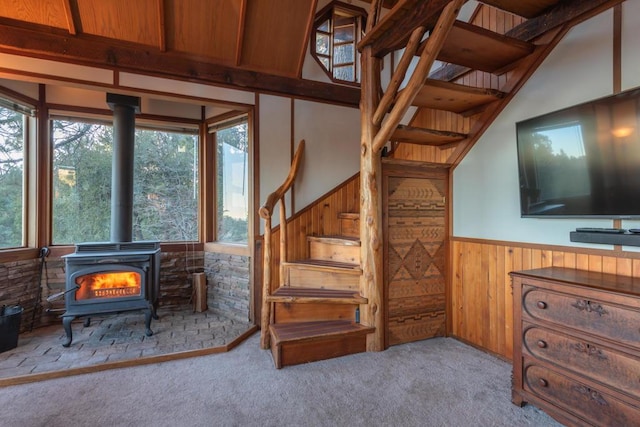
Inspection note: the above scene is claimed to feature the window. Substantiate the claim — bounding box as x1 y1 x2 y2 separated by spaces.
213 117 248 244
0 99 30 249
312 1 366 84
52 117 199 244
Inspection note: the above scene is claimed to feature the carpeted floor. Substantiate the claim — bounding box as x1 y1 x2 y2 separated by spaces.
0 333 563 427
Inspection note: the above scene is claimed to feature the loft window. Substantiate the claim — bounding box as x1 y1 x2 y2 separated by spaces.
312 1 366 84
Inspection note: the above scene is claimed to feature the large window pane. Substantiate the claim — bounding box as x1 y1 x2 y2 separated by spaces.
216 120 248 243
52 120 112 244
0 105 25 249
52 119 199 244
133 128 198 242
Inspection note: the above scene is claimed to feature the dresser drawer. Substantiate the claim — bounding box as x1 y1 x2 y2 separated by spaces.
523 324 640 399
522 286 640 346
524 363 640 427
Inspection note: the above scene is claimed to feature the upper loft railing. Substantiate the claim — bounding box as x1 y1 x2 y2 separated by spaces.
259 140 305 349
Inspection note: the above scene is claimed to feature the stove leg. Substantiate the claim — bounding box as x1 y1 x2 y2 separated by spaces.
83 317 91 327
62 316 74 347
144 309 153 336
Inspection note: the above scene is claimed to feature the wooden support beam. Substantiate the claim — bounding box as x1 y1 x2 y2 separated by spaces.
372 0 464 154
360 48 383 351
0 24 360 106
372 25 426 127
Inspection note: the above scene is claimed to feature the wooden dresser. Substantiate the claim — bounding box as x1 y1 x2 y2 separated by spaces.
510 267 640 427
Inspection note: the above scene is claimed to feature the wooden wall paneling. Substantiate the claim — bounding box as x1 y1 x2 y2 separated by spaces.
451 238 640 360
265 174 360 290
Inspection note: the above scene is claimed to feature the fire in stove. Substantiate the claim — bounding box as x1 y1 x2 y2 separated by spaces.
75 271 141 300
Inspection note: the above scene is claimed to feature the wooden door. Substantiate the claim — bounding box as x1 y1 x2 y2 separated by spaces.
383 160 447 347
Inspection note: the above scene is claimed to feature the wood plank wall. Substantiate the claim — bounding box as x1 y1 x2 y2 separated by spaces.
265 174 360 292
451 238 640 360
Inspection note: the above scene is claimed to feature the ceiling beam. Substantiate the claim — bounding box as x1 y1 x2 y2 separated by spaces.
0 23 360 106
61 0 77 35
156 0 166 52
235 0 247 67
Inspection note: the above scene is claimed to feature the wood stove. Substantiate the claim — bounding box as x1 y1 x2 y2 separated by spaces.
62 241 160 347
60 93 163 347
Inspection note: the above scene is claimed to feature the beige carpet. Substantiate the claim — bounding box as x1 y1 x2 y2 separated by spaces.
0 333 562 426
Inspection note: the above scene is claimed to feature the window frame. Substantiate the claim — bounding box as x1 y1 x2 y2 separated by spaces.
310 1 367 86
207 113 252 247
0 92 36 251
49 111 202 246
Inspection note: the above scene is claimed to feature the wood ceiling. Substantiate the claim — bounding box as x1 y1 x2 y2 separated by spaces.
0 0 315 78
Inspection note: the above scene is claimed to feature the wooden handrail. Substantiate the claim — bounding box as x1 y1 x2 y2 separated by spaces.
259 140 305 349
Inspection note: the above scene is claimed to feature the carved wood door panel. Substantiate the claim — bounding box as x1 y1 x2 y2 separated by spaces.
383 161 447 347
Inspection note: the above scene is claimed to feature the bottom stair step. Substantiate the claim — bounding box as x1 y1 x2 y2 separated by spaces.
269 320 374 368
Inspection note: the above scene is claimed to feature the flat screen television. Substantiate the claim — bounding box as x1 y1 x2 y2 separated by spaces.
516 87 640 219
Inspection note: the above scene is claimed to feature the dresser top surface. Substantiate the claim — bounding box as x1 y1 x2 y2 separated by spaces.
510 267 640 297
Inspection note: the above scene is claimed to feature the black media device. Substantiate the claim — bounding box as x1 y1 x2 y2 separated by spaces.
516 87 640 219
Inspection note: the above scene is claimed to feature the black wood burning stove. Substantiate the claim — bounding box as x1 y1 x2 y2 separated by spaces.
60 93 163 347
62 241 160 347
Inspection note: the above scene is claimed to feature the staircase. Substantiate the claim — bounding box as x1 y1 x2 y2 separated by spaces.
259 144 373 368
259 0 623 367
357 0 619 162
267 213 373 369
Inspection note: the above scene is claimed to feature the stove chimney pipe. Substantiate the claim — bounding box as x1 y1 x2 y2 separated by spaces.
107 93 140 243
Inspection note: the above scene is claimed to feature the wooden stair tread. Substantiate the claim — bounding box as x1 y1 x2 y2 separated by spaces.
391 125 466 146
270 320 374 345
307 235 360 246
338 212 359 220
357 0 451 57
268 287 367 304
425 20 535 74
480 0 562 19
284 259 361 272
408 79 504 115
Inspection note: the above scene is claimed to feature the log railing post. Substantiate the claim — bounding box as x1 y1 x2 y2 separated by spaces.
258 140 305 349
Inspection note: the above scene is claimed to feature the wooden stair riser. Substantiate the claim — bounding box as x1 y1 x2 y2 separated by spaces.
272 334 368 369
338 213 360 238
268 320 374 368
274 302 359 323
283 264 360 291
308 239 360 264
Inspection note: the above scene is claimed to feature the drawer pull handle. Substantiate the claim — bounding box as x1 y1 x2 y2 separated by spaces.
538 378 548 387
573 342 608 360
573 385 608 406
537 340 547 349
571 299 607 316
536 301 547 309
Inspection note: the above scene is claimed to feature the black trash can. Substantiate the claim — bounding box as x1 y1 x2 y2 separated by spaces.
0 305 23 353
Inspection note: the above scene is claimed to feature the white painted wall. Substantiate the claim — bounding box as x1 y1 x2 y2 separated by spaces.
258 94 293 230
293 99 361 209
453 6 640 250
